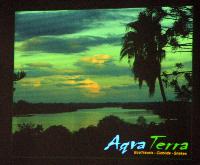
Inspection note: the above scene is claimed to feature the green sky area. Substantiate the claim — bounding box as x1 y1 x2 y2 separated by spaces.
14 8 192 103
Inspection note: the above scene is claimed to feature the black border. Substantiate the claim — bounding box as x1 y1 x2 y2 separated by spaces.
0 0 199 164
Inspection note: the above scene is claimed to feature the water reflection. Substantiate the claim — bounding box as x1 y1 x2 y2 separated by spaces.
12 107 165 132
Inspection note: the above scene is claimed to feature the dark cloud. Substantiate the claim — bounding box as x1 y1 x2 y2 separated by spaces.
22 63 54 77
66 77 84 81
55 83 77 88
110 84 138 90
22 62 132 79
75 59 132 76
15 9 142 41
15 10 101 41
19 35 122 54
22 66 84 78
25 63 53 68
23 68 57 78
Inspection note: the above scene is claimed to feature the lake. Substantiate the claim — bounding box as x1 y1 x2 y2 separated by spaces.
12 107 165 133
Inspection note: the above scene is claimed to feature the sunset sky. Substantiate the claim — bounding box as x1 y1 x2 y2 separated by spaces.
14 8 192 103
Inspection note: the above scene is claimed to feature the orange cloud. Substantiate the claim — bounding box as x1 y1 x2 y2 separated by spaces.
64 76 101 94
79 79 100 93
19 78 42 88
81 54 111 65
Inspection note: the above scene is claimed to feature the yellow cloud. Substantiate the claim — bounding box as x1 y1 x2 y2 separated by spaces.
64 77 101 94
81 54 111 65
33 80 41 88
19 78 41 88
65 80 77 85
79 79 100 93
65 69 80 73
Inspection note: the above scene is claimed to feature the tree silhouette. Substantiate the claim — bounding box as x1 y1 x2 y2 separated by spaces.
120 7 192 102
162 63 192 101
120 7 167 101
13 71 26 91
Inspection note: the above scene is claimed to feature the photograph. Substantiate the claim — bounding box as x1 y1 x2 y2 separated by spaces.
1 1 200 165
12 6 193 160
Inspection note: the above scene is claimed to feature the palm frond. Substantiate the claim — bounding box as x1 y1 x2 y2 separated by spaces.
14 71 26 81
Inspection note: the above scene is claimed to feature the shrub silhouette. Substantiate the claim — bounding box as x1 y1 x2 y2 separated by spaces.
13 123 43 156
39 125 72 156
13 114 190 158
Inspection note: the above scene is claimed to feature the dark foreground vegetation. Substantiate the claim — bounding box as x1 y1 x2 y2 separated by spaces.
12 101 192 165
13 115 191 158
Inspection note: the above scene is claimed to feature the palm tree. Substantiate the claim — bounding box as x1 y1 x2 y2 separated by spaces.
120 8 167 102
120 6 192 102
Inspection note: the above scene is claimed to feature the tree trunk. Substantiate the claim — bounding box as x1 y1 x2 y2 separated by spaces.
158 75 167 102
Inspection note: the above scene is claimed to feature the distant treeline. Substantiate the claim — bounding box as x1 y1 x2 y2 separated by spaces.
13 100 191 119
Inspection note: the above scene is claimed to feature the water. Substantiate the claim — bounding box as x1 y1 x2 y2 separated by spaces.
12 107 165 133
